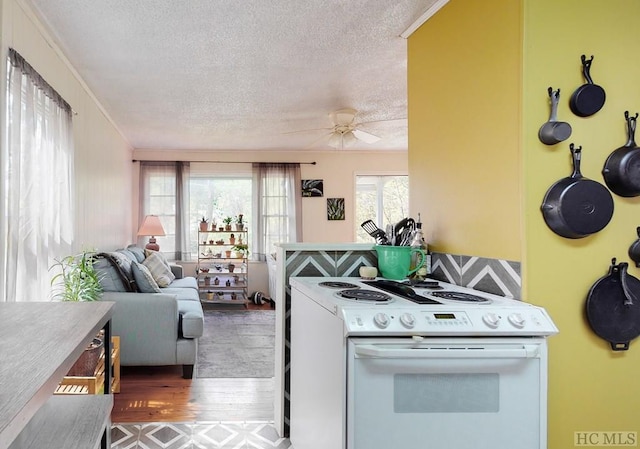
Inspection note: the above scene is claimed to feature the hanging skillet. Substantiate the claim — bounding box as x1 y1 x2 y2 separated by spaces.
586 258 640 351
538 87 572 145
569 55 606 117
541 144 614 239
602 111 640 197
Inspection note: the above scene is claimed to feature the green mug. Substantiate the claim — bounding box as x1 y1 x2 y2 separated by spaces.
375 245 426 280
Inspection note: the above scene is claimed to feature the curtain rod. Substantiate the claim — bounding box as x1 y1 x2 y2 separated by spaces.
132 159 316 165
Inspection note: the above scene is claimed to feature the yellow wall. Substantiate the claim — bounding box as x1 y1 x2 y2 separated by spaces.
408 0 522 261
410 0 640 447
523 0 640 446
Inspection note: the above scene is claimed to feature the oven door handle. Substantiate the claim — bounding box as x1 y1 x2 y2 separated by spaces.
353 345 540 359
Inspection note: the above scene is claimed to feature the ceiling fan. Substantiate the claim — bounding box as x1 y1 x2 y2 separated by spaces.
288 108 384 149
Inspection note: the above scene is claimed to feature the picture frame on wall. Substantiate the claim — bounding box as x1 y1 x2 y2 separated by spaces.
301 179 324 197
327 198 345 220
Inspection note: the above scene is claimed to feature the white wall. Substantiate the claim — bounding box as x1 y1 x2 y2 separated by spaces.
1 0 134 252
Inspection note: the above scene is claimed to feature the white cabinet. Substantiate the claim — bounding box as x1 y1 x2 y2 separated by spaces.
197 229 249 307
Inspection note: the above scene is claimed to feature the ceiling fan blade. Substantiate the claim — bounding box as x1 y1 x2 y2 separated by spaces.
304 131 334 149
352 129 381 144
282 127 332 135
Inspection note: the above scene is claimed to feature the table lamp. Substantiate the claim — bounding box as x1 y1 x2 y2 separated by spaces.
137 215 166 251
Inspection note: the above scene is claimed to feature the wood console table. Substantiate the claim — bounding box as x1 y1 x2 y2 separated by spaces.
0 301 115 449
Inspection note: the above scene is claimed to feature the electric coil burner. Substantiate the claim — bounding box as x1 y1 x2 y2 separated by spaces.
336 289 392 302
430 290 492 303
319 281 360 289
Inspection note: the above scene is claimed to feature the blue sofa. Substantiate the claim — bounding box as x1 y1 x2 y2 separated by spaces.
94 245 204 378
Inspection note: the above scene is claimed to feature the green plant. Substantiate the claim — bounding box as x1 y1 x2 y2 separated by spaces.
232 243 249 256
236 214 244 224
50 252 103 302
200 216 207 224
223 216 233 225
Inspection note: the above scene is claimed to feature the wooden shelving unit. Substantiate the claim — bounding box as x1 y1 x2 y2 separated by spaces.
55 336 120 395
197 228 249 307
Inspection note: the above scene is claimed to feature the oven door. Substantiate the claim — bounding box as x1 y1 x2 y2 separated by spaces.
347 337 548 449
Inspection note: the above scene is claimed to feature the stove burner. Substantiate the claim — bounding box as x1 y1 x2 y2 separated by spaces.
319 281 359 289
337 289 392 302
430 291 491 303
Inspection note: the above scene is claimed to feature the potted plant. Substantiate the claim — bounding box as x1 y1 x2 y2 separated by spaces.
223 216 233 231
199 216 208 232
229 233 236 245
232 243 249 258
235 214 245 231
49 251 105 376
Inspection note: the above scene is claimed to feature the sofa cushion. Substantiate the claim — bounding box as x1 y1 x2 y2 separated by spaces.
117 249 137 263
131 261 161 293
143 251 175 287
94 256 127 292
126 245 146 263
108 251 135 282
167 277 198 290
162 287 199 302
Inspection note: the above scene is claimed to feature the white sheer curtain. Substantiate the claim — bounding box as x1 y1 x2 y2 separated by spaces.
1 49 74 302
252 163 302 261
138 161 191 261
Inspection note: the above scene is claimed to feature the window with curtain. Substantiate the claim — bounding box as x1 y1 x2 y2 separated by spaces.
355 175 409 242
1 49 75 302
252 163 301 261
138 161 190 261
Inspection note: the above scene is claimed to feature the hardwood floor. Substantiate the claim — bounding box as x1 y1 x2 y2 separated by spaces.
111 303 276 423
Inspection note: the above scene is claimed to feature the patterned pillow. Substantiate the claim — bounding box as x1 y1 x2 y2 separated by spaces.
131 261 161 293
142 251 175 287
144 248 172 270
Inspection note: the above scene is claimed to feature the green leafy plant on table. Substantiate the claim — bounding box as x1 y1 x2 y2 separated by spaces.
50 251 105 376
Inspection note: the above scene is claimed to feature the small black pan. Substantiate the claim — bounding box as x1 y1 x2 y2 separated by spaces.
541 144 614 239
570 55 606 117
602 111 640 197
586 258 640 351
539 87 572 145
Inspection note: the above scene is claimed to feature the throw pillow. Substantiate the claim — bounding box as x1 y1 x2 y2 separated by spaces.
144 248 172 269
143 251 175 287
126 245 146 263
131 261 161 293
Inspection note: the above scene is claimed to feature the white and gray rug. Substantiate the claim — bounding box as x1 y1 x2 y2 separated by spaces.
111 421 290 449
196 310 275 378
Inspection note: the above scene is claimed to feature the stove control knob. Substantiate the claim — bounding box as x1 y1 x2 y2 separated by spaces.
400 313 416 328
374 312 390 329
482 313 500 329
508 313 526 328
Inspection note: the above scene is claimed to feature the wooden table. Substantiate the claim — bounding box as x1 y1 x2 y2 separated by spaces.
0 301 114 449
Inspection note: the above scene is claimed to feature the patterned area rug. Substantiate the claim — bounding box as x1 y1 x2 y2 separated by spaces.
197 310 275 378
111 421 290 449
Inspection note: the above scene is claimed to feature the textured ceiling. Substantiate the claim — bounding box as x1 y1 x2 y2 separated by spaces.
25 0 442 151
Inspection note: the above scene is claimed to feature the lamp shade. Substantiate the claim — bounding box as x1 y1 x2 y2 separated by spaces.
137 215 166 237
137 215 166 251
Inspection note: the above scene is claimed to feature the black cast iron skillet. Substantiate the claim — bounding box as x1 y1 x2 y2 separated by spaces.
570 55 606 117
602 111 640 197
586 258 640 351
629 227 640 268
539 87 572 145
541 144 614 239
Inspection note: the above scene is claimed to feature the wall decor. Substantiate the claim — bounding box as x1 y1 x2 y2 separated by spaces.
327 198 345 220
301 179 323 197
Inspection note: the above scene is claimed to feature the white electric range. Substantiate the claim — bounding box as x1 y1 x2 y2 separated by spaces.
289 277 558 449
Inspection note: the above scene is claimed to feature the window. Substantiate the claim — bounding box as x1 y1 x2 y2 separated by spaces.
189 174 252 257
355 175 409 243
2 49 74 302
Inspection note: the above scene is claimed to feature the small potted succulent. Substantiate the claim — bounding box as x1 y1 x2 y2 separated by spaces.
223 216 233 231
229 233 236 245
199 216 208 232
235 214 245 231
